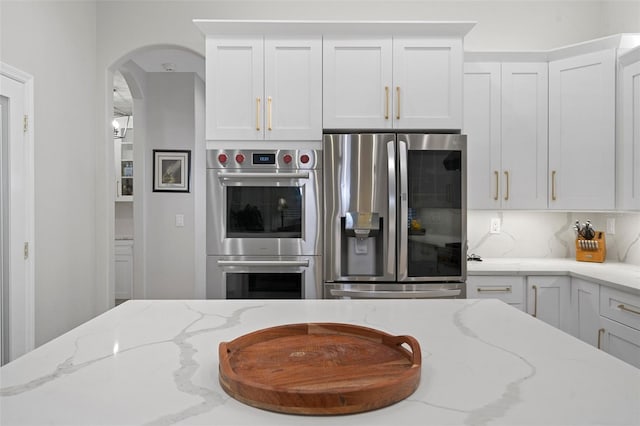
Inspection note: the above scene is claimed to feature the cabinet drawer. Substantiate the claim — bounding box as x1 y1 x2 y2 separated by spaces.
600 286 640 331
467 276 525 305
599 317 640 369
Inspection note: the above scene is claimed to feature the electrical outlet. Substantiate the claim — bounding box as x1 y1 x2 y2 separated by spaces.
175 214 185 227
490 218 501 234
606 218 615 235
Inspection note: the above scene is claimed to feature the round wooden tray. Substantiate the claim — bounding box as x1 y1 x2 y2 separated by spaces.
218 322 421 415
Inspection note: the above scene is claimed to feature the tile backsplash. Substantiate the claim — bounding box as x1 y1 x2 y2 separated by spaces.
468 211 640 266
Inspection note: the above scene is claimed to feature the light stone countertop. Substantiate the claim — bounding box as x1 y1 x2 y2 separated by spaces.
1 299 639 425
468 258 640 295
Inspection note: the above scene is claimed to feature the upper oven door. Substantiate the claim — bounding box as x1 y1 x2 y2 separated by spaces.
207 169 322 256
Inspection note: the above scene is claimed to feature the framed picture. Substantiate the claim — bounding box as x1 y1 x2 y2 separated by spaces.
153 150 191 193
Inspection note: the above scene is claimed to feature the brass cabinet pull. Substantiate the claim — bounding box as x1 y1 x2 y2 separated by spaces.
267 96 272 131
494 171 499 201
551 170 557 201
597 328 605 349
532 285 538 317
504 170 510 201
384 86 389 119
255 97 261 131
618 304 640 316
396 86 401 120
477 287 512 293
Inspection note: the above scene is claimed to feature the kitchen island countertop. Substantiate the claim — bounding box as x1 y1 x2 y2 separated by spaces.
1 299 639 425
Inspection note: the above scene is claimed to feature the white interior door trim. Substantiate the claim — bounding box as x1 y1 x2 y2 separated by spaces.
0 62 35 359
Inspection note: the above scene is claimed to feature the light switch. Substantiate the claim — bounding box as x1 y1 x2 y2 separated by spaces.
175 214 185 227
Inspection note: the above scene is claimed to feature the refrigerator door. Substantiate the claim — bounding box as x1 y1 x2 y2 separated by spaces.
397 134 467 282
323 134 396 282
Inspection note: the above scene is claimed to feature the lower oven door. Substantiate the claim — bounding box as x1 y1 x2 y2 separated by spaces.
207 256 321 299
324 283 466 299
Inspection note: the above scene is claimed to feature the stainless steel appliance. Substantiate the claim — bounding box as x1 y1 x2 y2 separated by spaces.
206 149 322 299
323 133 467 299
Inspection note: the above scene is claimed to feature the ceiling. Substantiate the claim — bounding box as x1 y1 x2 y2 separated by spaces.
112 47 205 118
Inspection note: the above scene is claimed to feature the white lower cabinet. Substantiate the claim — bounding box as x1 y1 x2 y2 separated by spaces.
526 276 571 332
115 240 133 300
598 286 640 368
466 275 525 311
570 278 601 347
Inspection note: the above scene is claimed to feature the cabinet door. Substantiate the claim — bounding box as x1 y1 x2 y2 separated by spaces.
206 37 263 140
393 38 462 129
467 275 525 311
463 63 501 209
617 51 640 210
264 38 322 140
570 278 601 346
599 317 640 369
527 276 571 332
323 38 392 129
548 50 616 210
501 63 548 209
115 241 133 300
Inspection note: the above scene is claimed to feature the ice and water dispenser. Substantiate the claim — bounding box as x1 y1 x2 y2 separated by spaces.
342 212 383 276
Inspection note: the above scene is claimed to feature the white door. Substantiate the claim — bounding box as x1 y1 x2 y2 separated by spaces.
501 62 548 209
206 37 264 140
527 276 571 333
570 278 601 346
323 38 392 129
0 64 34 364
393 38 462 129
463 62 501 209
548 50 616 210
264 37 322 140
617 50 640 210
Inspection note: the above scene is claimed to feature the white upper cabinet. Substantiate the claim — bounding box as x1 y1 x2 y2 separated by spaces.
464 59 548 209
393 38 462 129
206 36 321 140
323 37 463 130
617 46 640 211
323 38 392 129
548 49 616 210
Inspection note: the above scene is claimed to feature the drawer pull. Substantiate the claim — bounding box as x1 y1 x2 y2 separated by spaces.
618 304 640 316
597 328 605 350
477 287 512 293
532 285 538 318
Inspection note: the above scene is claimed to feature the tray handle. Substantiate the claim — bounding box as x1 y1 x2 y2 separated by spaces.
383 334 422 366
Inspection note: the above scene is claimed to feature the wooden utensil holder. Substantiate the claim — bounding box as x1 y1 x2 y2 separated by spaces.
576 231 606 263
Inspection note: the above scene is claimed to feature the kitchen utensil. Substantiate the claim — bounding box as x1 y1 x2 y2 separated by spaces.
218 322 421 415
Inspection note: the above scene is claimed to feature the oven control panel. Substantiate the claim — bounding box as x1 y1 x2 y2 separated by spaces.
207 149 319 169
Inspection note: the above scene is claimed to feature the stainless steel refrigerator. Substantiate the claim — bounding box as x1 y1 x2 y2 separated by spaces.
323 133 467 299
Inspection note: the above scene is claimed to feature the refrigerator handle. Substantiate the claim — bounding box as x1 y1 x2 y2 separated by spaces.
397 139 408 281
387 140 396 277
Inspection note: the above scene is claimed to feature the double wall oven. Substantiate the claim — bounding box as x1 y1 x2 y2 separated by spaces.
206 149 322 299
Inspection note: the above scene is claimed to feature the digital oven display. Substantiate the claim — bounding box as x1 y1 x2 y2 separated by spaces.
252 153 276 165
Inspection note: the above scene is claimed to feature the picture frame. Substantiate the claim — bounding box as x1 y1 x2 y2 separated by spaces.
152 149 191 193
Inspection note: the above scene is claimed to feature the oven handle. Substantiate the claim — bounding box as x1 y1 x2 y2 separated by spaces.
329 289 461 299
217 172 310 180
217 260 309 267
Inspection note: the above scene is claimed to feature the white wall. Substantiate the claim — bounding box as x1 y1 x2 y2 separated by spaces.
0 1 98 346
144 72 199 298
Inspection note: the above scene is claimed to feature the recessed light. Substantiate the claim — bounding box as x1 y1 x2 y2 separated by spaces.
161 62 176 72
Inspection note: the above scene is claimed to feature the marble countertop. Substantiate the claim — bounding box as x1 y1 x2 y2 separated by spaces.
2 299 639 425
468 258 640 295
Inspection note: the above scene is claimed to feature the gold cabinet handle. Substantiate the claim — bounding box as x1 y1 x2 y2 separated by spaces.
477 287 512 293
384 86 389 119
504 171 510 201
597 328 605 349
532 285 538 317
618 304 640 316
396 86 401 120
255 97 261 131
267 96 272 131
551 170 557 201
494 171 499 201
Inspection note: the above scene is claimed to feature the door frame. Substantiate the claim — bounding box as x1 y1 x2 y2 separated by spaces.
0 62 35 362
